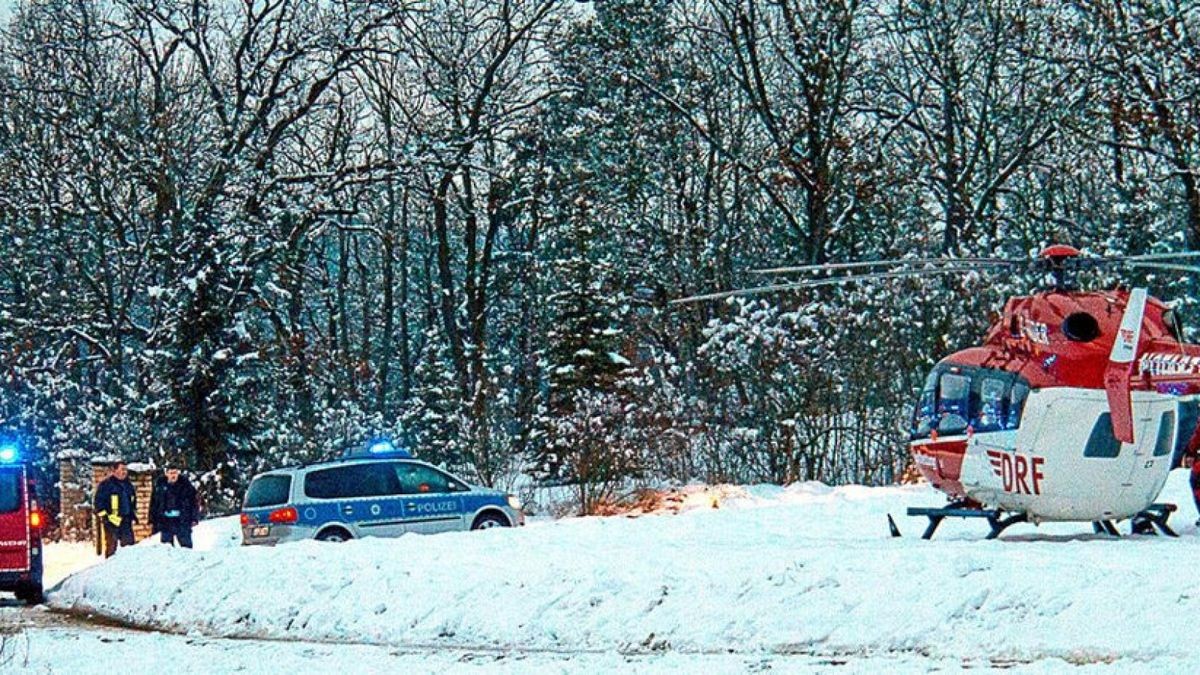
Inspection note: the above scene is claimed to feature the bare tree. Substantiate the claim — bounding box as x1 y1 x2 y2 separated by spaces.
385 0 565 484
866 0 1077 253
1074 0 1200 245
708 0 866 263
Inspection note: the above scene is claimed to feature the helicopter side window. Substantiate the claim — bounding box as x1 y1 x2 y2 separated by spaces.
937 373 970 435
1005 383 1030 431
1153 411 1176 457
1083 413 1122 458
911 367 943 440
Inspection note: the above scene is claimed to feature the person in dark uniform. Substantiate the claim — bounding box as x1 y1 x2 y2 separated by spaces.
94 462 137 558
1191 454 1200 528
149 464 199 548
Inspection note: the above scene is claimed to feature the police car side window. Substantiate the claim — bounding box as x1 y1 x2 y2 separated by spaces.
305 463 401 499
394 463 452 495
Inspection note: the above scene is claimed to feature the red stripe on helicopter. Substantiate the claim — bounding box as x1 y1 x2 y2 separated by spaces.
910 439 968 498
987 451 1003 475
985 450 1045 495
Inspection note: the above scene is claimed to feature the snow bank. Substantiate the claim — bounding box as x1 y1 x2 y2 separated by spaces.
128 515 244 552
48 472 1200 664
42 542 102 588
196 515 242 549
42 515 243 587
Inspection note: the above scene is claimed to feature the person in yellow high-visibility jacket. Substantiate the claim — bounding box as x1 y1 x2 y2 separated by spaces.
94 462 137 558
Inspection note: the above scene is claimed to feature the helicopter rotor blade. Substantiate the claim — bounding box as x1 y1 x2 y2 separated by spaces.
1122 261 1200 275
1074 251 1200 269
750 250 1200 278
677 248 1200 305
752 257 1021 276
1104 251 1200 263
672 266 987 305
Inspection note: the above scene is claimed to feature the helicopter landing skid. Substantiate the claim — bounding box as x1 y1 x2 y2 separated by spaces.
902 504 1028 540
1127 503 1178 537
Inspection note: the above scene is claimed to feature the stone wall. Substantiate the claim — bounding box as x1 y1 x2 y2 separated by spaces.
56 459 93 541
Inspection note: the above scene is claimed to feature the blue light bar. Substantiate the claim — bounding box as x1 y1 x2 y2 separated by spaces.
0 445 18 463
341 438 413 460
368 440 396 454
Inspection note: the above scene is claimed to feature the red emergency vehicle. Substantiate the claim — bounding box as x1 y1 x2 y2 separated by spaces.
0 442 44 604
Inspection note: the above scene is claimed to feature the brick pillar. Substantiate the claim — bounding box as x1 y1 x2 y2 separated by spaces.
131 471 154 542
56 458 94 541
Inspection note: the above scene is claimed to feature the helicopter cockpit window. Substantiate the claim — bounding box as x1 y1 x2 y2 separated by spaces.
911 367 1031 440
913 388 937 438
973 378 1007 433
936 373 970 434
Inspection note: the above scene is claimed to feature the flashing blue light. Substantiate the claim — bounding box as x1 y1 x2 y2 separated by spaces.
340 438 413 460
368 440 396 454
0 445 17 463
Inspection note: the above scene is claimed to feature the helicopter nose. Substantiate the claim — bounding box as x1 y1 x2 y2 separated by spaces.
911 439 969 498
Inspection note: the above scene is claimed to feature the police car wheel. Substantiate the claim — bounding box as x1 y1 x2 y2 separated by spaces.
317 528 352 542
471 513 509 530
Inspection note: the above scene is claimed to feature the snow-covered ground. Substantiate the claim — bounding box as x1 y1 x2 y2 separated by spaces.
17 612 1163 674
6 608 973 675
33 470 1200 671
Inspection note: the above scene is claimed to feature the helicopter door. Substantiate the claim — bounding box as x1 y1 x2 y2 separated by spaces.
1034 393 1115 513
1122 402 1176 510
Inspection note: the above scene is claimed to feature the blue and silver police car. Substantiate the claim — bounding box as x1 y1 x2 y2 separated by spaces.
240 442 524 545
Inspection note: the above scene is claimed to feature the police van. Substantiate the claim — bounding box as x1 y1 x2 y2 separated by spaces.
0 442 45 604
240 442 524 545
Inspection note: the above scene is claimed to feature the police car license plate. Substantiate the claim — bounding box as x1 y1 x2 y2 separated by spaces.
251 526 270 538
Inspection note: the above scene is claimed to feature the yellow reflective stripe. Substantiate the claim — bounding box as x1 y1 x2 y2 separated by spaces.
107 494 123 526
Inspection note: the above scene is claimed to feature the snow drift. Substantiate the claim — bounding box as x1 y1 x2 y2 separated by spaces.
49 472 1200 664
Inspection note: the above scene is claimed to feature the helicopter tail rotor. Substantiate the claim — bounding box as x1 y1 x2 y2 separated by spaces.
1104 287 1148 444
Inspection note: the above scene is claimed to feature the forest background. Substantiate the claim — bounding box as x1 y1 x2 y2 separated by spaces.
2 0 1198 513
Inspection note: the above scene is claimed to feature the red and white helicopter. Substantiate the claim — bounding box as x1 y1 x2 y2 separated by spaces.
680 245 1200 538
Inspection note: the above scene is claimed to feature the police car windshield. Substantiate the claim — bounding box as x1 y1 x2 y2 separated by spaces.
0 469 20 513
